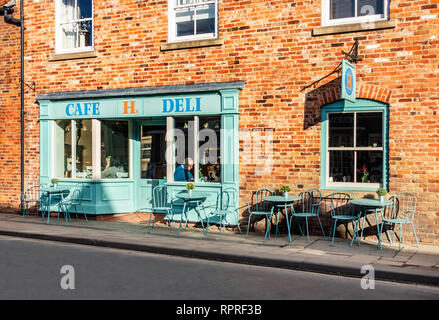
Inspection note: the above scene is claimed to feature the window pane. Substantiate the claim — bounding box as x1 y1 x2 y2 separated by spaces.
101 121 129 179
141 125 166 179
75 120 93 179
77 0 92 19
61 0 75 21
55 120 72 178
61 22 77 50
174 117 195 182
196 4 215 35
330 0 355 19
356 112 383 147
199 116 221 183
328 113 354 147
358 0 384 16
357 151 383 183
176 8 195 37
78 20 93 47
329 151 354 182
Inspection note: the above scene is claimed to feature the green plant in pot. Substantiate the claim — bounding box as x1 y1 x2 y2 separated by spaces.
376 187 387 202
280 185 291 198
186 182 195 196
51 178 59 189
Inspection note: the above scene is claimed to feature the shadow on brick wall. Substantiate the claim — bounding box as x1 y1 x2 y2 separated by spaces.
303 77 341 130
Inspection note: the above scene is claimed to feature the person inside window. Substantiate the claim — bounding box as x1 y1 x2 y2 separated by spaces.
102 156 125 178
174 157 194 182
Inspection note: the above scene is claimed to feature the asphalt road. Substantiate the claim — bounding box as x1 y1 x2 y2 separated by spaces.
0 235 438 300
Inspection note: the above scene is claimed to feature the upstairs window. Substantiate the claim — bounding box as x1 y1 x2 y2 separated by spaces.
322 0 389 26
168 0 218 42
56 0 94 53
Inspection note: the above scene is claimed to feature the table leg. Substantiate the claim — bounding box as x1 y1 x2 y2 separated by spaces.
375 208 382 250
285 203 292 243
178 201 187 236
194 205 207 236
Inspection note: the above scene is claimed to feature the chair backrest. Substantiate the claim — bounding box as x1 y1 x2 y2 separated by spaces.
252 188 273 212
299 188 322 214
394 193 417 221
216 188 237 211
152 185 169 208
23 185 41 202
69 184 83 205
330 192 357 218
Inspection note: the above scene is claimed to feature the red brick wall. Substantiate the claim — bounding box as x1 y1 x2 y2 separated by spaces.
0 4 21 211
1 0 438 242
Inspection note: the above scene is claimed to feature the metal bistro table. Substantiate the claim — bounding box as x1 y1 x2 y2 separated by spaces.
263 195 301 243
175 191 209 236
40 187 71 224
350 198 393 250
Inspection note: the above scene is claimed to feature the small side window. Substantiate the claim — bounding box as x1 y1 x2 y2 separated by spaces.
56 0 94 54
168 0 218 43
322 0 389 26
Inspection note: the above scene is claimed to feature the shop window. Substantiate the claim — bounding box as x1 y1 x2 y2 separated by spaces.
54 119 130 180
322 0 389 26
171 116 221 183
168 0 218 43
101 121 130 179
322 107 386 189
56 0 93 53
55 119 93 179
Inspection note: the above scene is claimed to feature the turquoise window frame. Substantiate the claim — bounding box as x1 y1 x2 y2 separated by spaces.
320 99 389 191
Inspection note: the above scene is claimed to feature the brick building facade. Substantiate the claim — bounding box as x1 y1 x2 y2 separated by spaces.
0 1 438 243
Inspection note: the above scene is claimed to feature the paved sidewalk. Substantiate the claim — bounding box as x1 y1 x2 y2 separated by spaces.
1 212 439 286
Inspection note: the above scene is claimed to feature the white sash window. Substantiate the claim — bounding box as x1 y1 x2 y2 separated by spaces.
56 0 94 53
322 0 389 26
168 0 218 42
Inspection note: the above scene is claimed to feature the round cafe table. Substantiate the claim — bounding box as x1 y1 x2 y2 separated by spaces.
175 191 209 235
40 187 71 224
263 195 301 243
350 198 393 250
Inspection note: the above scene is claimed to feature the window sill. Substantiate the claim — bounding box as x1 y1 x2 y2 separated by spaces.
312 19 396 36
49 50 97 62
160 38 224 51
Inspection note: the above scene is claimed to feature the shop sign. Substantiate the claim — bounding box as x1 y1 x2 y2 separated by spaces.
162 97 202 113
65 102 100 117
341 59 356 103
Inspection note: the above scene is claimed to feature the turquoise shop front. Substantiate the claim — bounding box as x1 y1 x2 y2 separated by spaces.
37 82 243 224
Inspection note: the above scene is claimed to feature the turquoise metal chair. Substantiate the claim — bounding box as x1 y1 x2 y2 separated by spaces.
59 184 88 222
21 184 42 221
290 188 325 243
209 188 242 239
246 188 274 240
378 193 419 251
329 192 361 246
41 189 71 225
139 185 173 232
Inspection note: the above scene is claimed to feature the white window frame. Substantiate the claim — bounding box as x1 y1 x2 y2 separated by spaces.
53 119 132 180
325 110 384 189
168 0 218 43
321 0 389 26
55 0 94 54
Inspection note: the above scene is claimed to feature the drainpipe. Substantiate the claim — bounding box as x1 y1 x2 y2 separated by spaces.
1 1 24 211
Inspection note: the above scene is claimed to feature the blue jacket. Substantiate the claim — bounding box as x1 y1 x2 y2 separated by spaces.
174 165 194 182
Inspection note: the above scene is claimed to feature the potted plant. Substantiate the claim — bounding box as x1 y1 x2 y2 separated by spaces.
376 187 387 203
280 185 291 198
51 178 59 190
186 182 195 196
